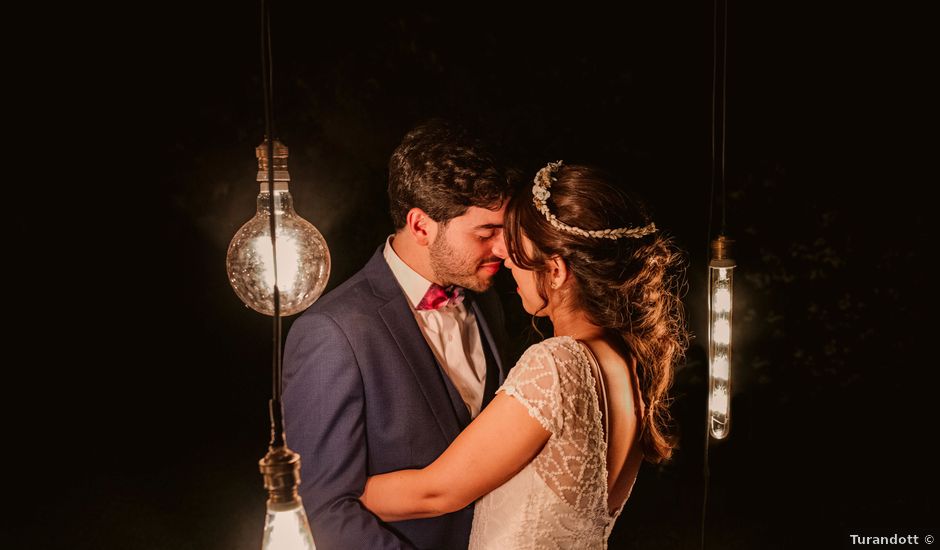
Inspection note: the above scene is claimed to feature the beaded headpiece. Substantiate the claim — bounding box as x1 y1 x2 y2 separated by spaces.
531 161 658 240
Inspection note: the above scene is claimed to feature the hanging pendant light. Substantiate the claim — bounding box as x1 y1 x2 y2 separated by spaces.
224 0 324 547
705 0 735 442
701 0 737 546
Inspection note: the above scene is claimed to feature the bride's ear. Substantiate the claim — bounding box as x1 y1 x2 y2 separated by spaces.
547 255 569 290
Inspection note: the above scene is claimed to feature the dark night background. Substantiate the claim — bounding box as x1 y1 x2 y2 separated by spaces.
12 3 936 549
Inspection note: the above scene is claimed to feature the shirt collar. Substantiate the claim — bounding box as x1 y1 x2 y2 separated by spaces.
383 235 436 309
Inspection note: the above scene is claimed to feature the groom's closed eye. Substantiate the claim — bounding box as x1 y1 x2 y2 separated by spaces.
473 224 503 241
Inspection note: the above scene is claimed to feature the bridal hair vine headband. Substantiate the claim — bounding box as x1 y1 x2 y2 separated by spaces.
532 161 658 240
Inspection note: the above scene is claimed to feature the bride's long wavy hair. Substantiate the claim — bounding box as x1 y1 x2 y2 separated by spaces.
504 164 689 463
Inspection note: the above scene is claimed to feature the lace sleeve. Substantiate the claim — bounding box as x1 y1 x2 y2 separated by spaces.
497 341 562 434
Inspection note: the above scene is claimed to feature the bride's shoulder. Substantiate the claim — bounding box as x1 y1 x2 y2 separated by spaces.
520 336 582 365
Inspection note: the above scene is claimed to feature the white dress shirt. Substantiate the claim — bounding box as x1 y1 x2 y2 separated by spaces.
384 237 488 418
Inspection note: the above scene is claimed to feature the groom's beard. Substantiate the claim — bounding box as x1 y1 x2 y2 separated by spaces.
429 231 496 293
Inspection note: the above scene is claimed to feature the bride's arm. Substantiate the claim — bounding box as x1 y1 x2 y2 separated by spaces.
359 392 551 522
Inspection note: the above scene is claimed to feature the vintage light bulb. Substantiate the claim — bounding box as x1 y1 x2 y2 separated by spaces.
227 140 330 316
708 236 735 440
260 446 317 550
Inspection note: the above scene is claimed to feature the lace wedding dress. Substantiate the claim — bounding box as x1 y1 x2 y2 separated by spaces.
469 336 637 549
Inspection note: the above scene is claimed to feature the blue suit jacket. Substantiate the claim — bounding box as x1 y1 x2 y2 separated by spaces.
283 246 510 549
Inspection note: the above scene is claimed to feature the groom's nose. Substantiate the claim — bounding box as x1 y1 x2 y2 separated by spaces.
492 236 507 259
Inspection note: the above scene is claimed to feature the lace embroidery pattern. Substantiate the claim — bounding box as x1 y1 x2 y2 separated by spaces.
470 336 627 549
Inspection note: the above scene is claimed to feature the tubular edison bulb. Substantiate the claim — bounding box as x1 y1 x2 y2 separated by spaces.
708 236 735 440
227 140 331 316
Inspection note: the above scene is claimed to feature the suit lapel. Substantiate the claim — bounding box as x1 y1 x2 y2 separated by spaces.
378 301 465 440
366 248 466 441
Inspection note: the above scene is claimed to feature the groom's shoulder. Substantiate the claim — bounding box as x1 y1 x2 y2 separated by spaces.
301 248 388 322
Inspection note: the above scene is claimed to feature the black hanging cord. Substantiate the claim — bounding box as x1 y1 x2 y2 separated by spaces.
262 1 277 145
707 0 729 246
261 0 285 449
719 0 728 235
703 1 728 549
706 0 717 254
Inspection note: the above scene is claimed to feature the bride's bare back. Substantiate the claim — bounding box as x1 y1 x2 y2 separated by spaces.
581 336 647 515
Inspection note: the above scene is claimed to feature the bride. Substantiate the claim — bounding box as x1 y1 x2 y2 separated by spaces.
360 161 688 548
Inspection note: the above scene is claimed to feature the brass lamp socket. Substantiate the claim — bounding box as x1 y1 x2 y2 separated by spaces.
259 445 302 506
710 235 736 268
256 139 291 183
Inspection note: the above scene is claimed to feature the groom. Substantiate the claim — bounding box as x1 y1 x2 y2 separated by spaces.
283 119 514 549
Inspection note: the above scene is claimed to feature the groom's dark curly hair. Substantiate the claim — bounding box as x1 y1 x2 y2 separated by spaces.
388 119 513 229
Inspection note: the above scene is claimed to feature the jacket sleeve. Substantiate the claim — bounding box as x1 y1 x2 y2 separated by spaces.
283 312 416 549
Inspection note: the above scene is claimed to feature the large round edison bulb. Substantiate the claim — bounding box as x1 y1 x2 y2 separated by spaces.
227 140 330 316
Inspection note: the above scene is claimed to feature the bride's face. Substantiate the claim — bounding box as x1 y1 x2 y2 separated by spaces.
503 234 550 316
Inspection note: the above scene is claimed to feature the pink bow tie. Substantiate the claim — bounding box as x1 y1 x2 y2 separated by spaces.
416 283 465 311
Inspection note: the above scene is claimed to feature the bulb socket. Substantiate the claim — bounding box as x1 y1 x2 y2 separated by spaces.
256 139 291 183
710 235 736 268
710 235 733 260
259 445 302 505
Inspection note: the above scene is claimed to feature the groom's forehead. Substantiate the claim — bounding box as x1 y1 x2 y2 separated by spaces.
453 205 506 229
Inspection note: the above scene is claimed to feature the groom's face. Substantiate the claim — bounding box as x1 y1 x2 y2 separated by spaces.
429 202 508 292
